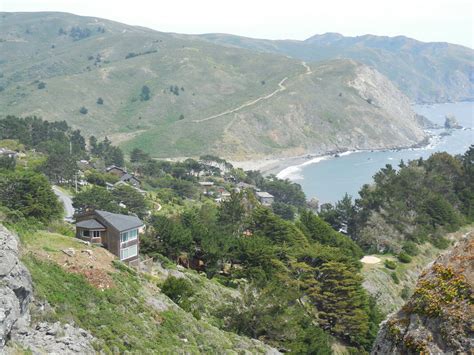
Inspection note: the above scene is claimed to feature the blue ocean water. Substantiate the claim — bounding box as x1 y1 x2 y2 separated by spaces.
280 102 474 205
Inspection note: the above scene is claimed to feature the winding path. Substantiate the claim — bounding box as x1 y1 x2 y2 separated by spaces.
192 61 313 123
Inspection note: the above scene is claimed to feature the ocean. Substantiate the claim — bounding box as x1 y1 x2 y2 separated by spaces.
277 102 474 205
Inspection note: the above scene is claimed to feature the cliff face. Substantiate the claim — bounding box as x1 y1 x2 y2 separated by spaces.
372 234 474 354
0 225 95 353
0 224 32 348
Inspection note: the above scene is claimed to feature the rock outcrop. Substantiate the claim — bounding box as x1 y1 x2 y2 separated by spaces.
444 114 463 129
372 234 474 354
0 224 32 348
0 225 96 354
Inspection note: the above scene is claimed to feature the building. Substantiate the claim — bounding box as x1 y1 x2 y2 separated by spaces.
119 173 141 187
106 165 127 178
256 191 274 206
199 181 214 195
75 210 144 262
0 148 18 159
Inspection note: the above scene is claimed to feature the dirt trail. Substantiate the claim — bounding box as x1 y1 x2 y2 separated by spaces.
192 61 312 123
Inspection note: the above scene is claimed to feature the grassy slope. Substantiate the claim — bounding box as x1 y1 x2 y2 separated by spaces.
1 12 426 159
361 224 474 314
19 230 274 353
199 33 474 103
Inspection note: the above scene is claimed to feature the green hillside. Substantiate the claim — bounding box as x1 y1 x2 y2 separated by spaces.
1 12 427 159
199 32 474 103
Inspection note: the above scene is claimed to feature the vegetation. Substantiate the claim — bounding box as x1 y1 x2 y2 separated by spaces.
0 12 430 159
321 148 474 253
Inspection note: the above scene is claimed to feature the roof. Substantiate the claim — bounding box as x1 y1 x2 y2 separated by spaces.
199 181 214 186
106 165 126 172
95 210 143 231
120 173 140 182
76 219 106 229
256 191 274 198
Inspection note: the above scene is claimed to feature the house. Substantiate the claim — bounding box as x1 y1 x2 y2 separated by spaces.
199 181 214 195
106 165 127 178
256 191 274 206
119 173 141 187
75 210 144 262
0 148 18 159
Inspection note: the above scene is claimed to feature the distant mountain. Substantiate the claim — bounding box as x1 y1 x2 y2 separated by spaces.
0 12 427 159
200 32 474 103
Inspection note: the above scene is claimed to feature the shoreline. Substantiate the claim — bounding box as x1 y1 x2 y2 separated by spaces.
231 134 440 178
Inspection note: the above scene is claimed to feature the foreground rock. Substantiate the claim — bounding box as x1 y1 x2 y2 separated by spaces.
372 234 474 354
0 225 96 354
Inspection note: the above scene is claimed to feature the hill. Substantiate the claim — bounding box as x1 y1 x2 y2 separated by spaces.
200 32 474 104
0 12 427 159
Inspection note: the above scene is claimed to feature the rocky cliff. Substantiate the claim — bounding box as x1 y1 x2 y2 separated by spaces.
0 225 95 354
371 234 474 354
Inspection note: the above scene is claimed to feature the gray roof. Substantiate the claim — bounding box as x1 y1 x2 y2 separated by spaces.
256 191 274 198
95 210 143 231
76 219 106 229
120 173 140 182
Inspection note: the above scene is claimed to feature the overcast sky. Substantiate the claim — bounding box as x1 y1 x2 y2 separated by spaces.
2 0 473 47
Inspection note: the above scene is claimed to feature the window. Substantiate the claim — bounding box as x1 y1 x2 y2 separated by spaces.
93 230 101 238
82 230 90 237
120 244 138 260
120 229 138 244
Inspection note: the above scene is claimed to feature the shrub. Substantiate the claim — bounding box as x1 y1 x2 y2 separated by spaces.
402 241 420 256
161 276 194 311
431 235 451 249
397 252 412 263
384 259 397 270
37 81 46 89
96 97 104 105
400 286 411 300
79 106 88 114
391 272 400 284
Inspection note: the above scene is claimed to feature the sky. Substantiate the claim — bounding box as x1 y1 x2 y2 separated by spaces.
2 0 473 47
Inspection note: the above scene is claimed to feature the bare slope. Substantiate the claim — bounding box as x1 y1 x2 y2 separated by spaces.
0 12 427 159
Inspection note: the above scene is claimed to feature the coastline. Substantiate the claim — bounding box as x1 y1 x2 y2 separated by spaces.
231 134 438 179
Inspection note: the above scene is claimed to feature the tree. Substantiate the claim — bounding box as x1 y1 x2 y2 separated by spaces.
140 85 151 101
272 202 295 220
111 185 148 218
0 170 62 222
309 261 371 348
72 186 118 214
130 148 149 163
0 156 16 170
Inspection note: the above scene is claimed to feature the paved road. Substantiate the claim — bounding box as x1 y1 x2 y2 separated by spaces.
52 186 74 222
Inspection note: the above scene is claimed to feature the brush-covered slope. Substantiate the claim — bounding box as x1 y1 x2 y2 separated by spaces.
200 32 474 104
0 12 426 159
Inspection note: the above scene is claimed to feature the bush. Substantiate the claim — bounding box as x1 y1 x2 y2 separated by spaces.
96 97 104 105
402 241 420 256
401 286 411 300
397 252 412 263
384 259 397 270
391 272 400 284
431 235 451 249
79 106 88 114
37 81 46 89
161 276 194 311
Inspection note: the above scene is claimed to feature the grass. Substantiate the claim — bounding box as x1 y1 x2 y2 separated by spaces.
0 12 429 159
18 226 272 353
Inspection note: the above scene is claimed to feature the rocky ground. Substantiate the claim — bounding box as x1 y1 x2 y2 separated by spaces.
0 224 96 354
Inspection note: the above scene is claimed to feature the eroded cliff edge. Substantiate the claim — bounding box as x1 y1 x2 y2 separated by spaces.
372 233 474 354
